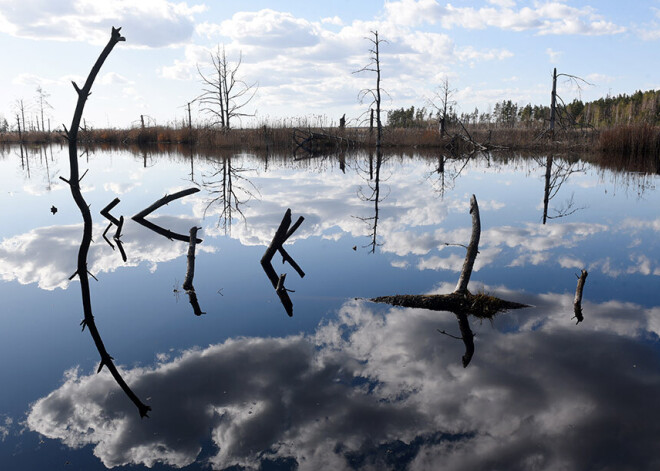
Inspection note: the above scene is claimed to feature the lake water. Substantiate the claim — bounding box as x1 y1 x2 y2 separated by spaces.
1 144 659 470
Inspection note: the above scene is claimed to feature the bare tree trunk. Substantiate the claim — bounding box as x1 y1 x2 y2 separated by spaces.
454 194 480 294
549 67 557 135
374 31 382 150
573 269 588 324
182 227 200 291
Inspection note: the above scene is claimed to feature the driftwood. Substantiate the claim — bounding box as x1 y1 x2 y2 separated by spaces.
370 194 529 367
61 27 150 418
573 269 588 324
132 188 202 243
261 209 305 316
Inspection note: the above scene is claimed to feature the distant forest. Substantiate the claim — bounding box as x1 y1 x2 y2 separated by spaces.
387 89 660 129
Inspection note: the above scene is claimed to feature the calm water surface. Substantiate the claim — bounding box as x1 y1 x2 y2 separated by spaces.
0 144 659 470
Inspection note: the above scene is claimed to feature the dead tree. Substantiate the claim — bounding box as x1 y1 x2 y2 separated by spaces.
371 195 528 367
547 68 593 137
260 209 305 317
132 188 202 243
427 77 456 137
35 86 53 133
573 269 588 324
354 30 386 149
59 27 150 418
196 45 258 129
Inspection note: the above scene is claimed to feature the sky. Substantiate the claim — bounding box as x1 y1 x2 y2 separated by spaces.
1 0 659 130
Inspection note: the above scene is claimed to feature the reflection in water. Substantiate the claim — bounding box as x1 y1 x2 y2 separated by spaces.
356 151 386 252
540 155 585 224
260 209 305 317
26 291 660 470
428 153 472 198
202 156 259 235
132 188 202 243
61 26 150 417
573 269 588 324
101 197 127 262
182 226 205 316
372 195 527 366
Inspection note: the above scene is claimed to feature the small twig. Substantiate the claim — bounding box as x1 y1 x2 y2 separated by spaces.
437 328 463 340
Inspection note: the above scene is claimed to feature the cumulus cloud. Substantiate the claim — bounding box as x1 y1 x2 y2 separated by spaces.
0 0 205 47
218 9 321 48
383 0 625 36
26 293 660 470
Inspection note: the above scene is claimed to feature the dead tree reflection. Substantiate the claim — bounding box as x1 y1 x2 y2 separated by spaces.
59 27 150 417
539 155 586 224
371 195 528 367
356 150 388 253
427 153 472 198
132 188 202 243
261 209 305 317
202 156 259 235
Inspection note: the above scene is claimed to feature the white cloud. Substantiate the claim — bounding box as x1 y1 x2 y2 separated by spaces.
0 0 205 47
219 9 321 48
546 47 563 63
383 0 625 36
321 16 343 26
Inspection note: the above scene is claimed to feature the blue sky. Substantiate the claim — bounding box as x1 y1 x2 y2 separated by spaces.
1 0 658 129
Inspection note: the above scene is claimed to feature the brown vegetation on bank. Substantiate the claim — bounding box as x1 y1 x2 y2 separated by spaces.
2 122 660 160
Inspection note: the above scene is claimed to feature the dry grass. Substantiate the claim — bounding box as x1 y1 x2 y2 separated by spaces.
598 124 660 159
1 122 657 161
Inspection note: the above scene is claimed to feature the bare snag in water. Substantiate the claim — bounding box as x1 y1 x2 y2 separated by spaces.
261 209 305 317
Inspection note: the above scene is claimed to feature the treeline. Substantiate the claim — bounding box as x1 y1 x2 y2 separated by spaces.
386 89 660 129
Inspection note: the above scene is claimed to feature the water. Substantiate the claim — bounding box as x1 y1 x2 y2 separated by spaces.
0 144 659 470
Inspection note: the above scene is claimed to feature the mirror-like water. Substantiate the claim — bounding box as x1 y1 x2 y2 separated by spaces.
1 144 659 470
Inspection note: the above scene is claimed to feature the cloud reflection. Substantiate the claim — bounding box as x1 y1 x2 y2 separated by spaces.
0 215 210 290
26 292 660 470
